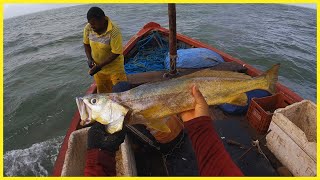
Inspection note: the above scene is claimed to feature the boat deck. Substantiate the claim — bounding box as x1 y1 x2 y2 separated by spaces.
210 106 282 176
127 105 283 176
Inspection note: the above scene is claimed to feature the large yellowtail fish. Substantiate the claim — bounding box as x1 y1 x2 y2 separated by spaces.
76 64 279 134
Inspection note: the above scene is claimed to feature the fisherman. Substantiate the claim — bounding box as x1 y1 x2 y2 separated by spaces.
83 6 181 143
83 7 127 93
83 85 243 176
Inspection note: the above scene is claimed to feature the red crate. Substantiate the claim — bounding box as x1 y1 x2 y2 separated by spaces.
246 93 294 134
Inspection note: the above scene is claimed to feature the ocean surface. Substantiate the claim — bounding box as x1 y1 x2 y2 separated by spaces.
4 4 316 176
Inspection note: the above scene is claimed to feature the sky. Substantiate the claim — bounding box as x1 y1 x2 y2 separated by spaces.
4 4 78 19
290 4 317 9
3 3 317 19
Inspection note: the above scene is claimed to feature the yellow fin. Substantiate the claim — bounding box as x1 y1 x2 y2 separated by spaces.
147 119 171 133
226 93 248 106
140 104 164 119
177 69 252 80
265 64 280 94
135 104 172 133
256 63 280 94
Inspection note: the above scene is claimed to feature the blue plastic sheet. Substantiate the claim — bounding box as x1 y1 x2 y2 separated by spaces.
124 32 223 74
218 90 271 115
164 48 224 69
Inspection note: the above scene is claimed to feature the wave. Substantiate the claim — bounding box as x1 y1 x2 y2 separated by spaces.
5 32 82 58
3 4 316 177
4 136 64 176
4 32 50 49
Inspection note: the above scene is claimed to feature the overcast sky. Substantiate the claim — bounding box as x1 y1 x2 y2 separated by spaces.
4 3 316 19
4 4 78 19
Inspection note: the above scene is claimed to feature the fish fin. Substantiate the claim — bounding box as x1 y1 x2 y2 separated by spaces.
147 119 171 133
259 64 280 94
80 119 94 126
177 69 252 80
129 110 171 133
226 93 248 106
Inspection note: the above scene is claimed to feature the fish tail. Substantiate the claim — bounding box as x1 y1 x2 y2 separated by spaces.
259 63 280 94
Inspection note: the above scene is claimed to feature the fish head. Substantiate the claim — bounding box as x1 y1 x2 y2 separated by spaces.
76 94 129 134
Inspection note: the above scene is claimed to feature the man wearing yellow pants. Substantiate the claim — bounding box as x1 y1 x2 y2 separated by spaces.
83 7 127 93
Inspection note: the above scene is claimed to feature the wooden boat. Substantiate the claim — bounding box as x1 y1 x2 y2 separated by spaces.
52 22 307 176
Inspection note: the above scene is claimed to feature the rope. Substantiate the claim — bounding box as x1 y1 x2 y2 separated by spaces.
252 139 270 162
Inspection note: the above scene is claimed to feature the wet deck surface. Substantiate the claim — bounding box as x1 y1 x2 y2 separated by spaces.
128 106 283 176
210 106 278 176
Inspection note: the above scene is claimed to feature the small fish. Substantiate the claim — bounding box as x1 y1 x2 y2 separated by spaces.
76 64 279 134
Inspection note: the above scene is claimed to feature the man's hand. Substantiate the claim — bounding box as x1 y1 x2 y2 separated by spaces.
179 85 210 122
87 59 95 68
87 122 126 152
88 65 101 76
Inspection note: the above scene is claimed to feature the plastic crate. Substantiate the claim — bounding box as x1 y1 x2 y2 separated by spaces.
246 93 294 134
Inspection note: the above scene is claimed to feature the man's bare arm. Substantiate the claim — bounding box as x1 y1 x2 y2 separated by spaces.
98 52 119 68
88 53 119 76
84 43 95 68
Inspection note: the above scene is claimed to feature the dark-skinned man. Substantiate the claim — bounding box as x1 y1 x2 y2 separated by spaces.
83 7 127 93
83 7 183 144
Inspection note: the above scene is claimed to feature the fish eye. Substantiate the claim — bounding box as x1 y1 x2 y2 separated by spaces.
90 98 97 104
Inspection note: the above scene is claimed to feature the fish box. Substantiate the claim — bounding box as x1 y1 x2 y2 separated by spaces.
61 127 137 176
246 93 294 134
266 100 316 176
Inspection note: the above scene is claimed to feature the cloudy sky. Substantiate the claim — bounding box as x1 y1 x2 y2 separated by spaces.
4 4 78 19
4 3 316 19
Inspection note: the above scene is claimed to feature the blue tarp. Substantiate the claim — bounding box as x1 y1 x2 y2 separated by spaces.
218 90 271 115
124 31 224 74
164 48 224 69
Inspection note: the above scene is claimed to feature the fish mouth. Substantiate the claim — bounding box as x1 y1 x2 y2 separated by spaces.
76 97 92 126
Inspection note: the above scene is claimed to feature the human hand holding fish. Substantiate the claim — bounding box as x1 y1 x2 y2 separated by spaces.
179 85 210 122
